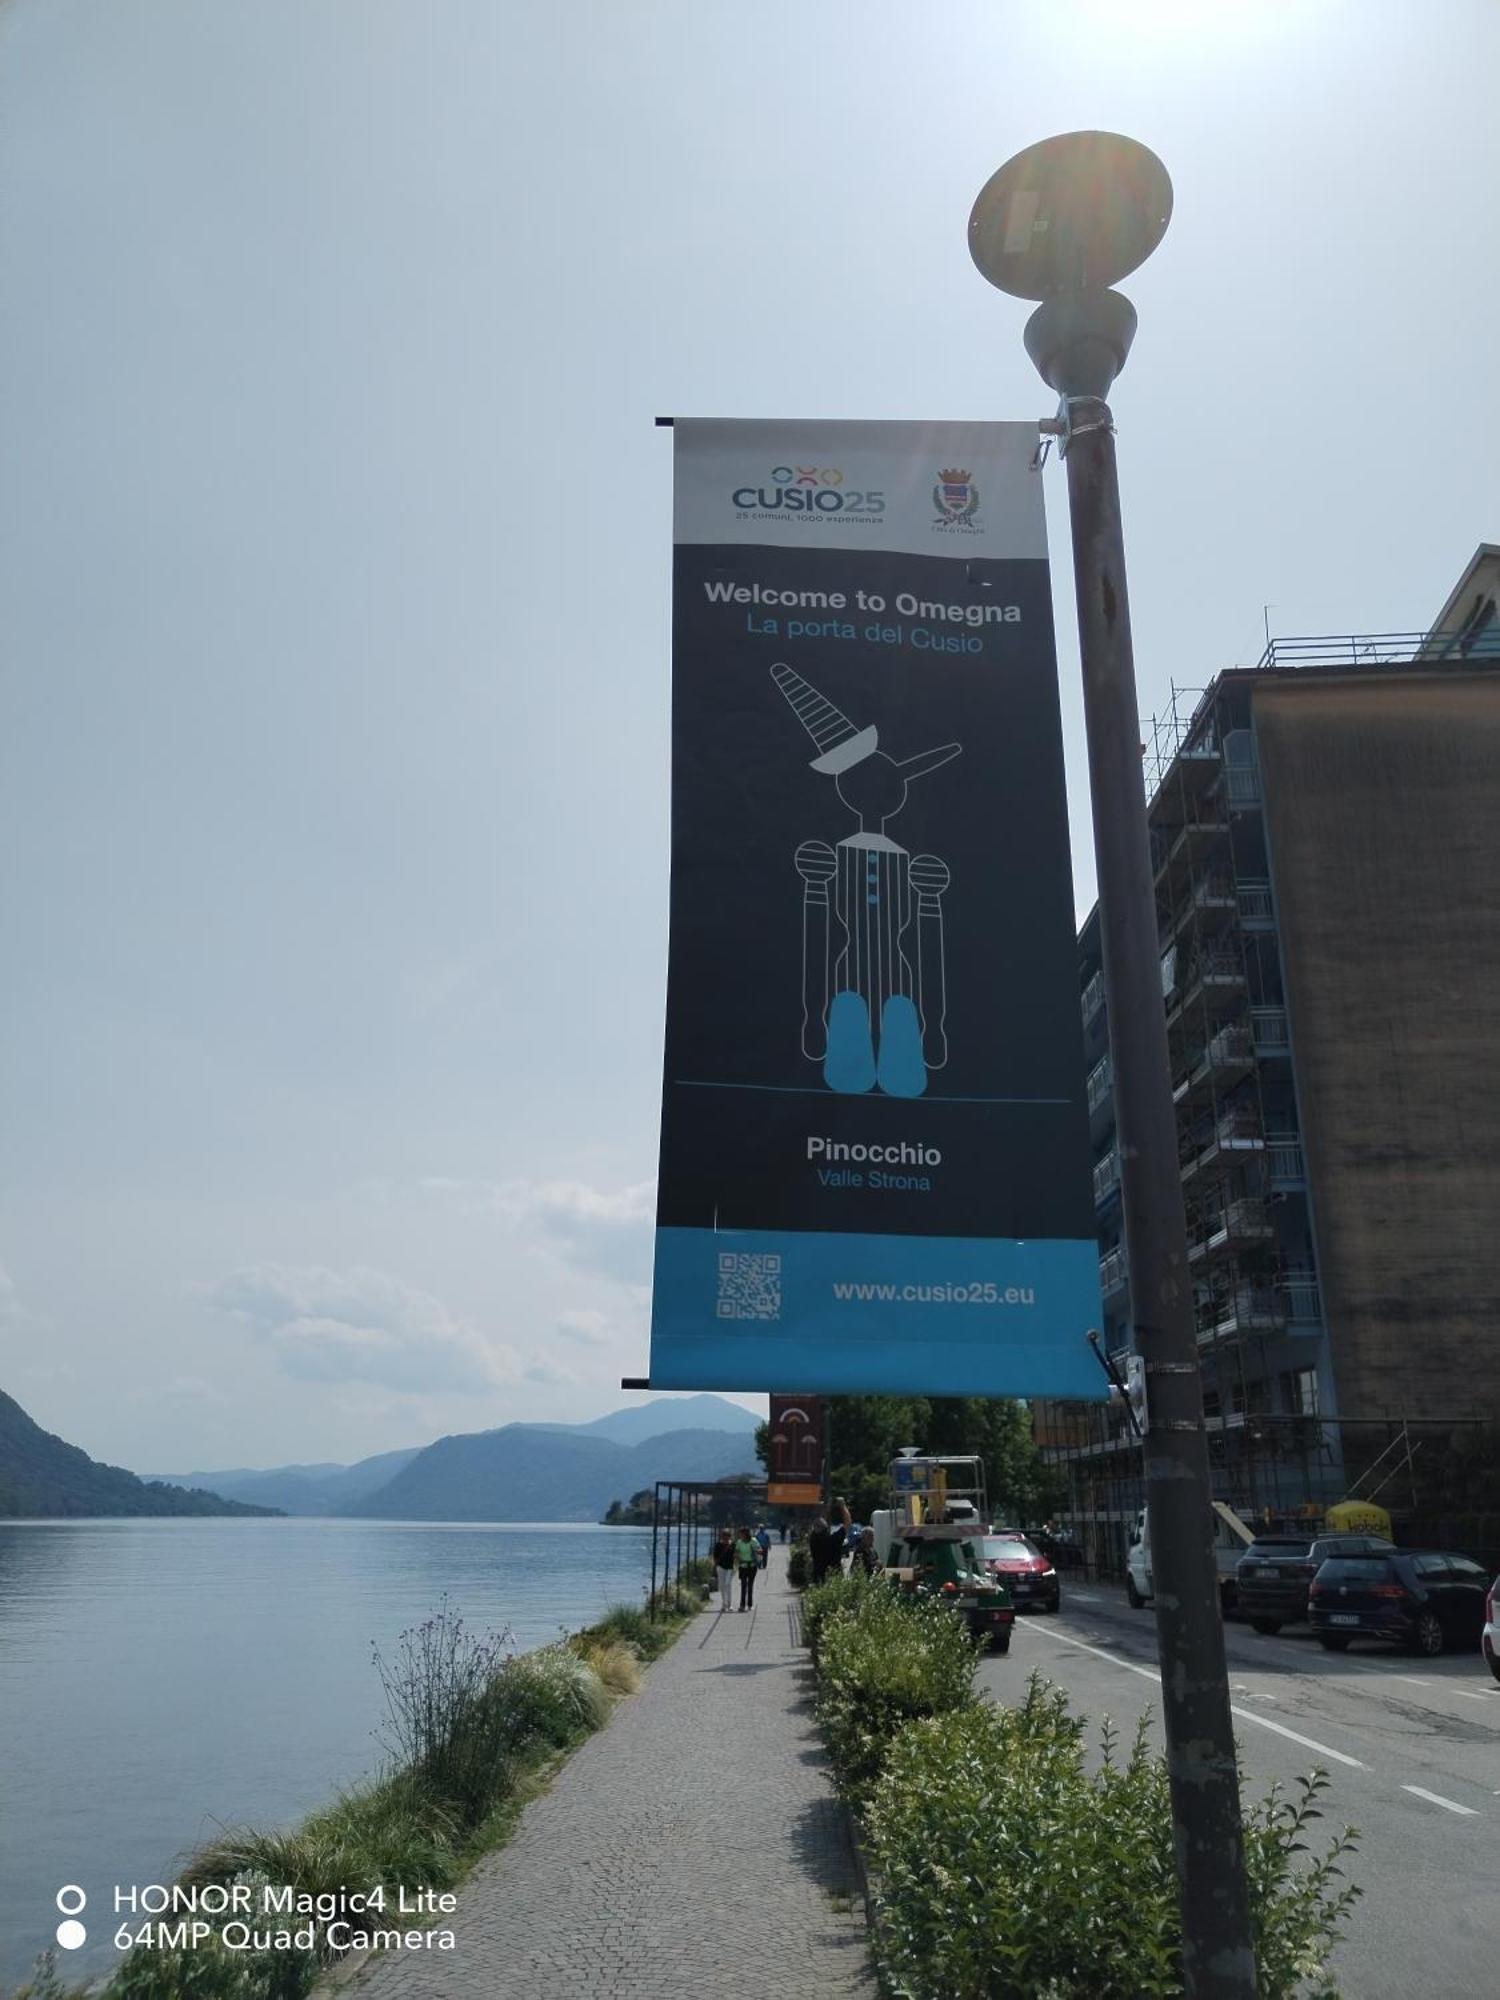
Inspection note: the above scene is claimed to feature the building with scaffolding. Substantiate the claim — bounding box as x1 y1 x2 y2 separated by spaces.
1039 545 1500 1567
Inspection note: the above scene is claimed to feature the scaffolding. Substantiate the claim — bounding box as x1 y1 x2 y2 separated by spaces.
1036 1411 1499 1584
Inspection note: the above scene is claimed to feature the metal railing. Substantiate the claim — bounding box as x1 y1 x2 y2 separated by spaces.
1098 1245 1129 1295
1267 1134 1305 1185
1081 969 1105 1025
1224 766 1262 807
1251 1006 1289 1053
1237 878 1274 923
1086 1055 1113 1114
1280 1272 1323 1325
1092 1151 1121 1204
1258 632 1433 672
1197 1286 1283 1338
1188 1197 1274 1256
1176 950 1245 999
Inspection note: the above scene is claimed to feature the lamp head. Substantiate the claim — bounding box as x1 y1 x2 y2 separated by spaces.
969 131 1172 301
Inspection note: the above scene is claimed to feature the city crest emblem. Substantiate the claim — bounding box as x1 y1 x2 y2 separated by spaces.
933 467 979 526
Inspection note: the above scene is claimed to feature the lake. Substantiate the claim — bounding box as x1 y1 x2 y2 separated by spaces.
0 1518 661 1989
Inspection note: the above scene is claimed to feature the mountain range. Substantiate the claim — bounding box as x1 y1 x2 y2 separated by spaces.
0 1390 278 1518
149 1394 761 1521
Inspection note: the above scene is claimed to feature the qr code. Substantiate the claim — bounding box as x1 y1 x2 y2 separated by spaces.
717 1251 782 1320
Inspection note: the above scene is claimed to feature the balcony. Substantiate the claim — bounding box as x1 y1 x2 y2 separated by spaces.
1252 1006 1290 1056
1081 969 1106 1027
1098 1245 1129 1297
1168 950 1247 1024
1152 813 1230 882
1224 766 1262 808
1267 1134 1305 1187
1145 727 1221 810
1238 878 1275 928
1092 1150 1121 1207
1196 1285 1284 1343
1173 1021 1254 1100
1086 1054 1113 1118
1164 875 1239 945
1280 1270 1323 1328
1186 1197 1276 1265
1181 1107 1265 1185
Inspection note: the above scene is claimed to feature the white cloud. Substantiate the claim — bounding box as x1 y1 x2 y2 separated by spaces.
555 1308 613 1349
0 1261 26 1325
423 1176 655 1285
207 1263 521 1395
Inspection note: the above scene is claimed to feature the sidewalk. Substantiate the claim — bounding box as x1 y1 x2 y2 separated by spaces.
350 1547 874 1999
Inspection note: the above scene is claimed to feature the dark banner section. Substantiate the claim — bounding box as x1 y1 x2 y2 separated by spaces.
658 543 1091 1242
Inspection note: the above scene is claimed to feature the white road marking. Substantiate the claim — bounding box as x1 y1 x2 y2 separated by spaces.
1401 1785 1479 1817
1068 1591 1100 1603
1019 1623 1367 1768
1395 1676 1433 1687
1453 1689 1494 1701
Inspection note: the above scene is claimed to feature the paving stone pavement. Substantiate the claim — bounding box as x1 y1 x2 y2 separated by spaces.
350 1547 875 2000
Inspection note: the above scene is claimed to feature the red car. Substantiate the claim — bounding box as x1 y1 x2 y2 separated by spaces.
978 1533 1061 1612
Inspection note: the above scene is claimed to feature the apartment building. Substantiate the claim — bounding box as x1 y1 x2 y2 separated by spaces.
1041 546 1500 1542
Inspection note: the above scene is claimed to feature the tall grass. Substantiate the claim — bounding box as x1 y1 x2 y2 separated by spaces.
85 1591 697 2000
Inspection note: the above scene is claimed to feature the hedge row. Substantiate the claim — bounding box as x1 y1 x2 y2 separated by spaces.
800 1578 1361 1999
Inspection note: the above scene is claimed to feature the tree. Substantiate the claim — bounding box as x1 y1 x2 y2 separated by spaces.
821 1395 1062 1526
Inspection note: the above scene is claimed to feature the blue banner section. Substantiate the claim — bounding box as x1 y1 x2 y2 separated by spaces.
651 1227 1105 1398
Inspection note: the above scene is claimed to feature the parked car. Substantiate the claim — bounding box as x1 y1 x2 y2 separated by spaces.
1029 1527 1085 1572
1309 1549 1492 1656
1483 1574 1499 1684
978 1533 1060 1612
1236 1532 1394 1635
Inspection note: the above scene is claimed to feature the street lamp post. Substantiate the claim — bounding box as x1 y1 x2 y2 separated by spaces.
971 133 1257 1998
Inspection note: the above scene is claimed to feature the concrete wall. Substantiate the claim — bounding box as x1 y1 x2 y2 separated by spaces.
1255 671 1500 1421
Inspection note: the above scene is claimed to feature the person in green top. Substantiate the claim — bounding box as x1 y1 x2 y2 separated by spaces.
734 1526 760 1610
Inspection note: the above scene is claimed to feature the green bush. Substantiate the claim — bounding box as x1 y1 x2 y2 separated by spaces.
863 1675 1360 2000
799 1569 876 1663
814 1588 978 1806
786 1539 812 1589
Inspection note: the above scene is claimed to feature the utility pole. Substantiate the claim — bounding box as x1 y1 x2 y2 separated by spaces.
970 133 1257 1998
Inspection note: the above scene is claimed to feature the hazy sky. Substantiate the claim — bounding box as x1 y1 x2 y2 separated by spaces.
2 1 1495 1471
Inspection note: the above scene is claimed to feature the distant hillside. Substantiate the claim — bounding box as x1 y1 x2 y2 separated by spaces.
158 1397 758 1516
149 1447 423 1517
344 1423 760 1523
544 1395 758 1447
0 1391 280 1519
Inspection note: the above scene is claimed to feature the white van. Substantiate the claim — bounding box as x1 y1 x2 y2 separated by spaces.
1126 1503 1249 1612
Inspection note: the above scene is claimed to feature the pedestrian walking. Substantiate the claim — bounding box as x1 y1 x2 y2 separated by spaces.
734 1525 760 1610
778 1521 788 1544
755 1524 771 1570
712 1528 736 1612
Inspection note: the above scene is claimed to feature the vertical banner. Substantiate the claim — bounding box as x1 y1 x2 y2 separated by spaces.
649 419 1103 1397
765 1394 826 1508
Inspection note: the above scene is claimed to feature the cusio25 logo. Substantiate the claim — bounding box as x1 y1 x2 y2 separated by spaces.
730 465 886 515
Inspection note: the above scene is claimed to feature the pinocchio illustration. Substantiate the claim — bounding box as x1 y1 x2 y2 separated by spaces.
771 661 960 1098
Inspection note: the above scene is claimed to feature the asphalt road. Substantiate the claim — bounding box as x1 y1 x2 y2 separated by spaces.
977 1583 1500 1999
